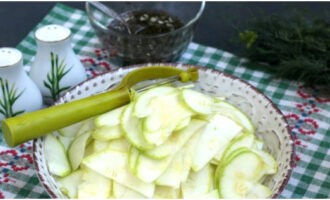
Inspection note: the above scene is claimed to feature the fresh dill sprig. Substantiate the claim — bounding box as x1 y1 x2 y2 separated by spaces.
238 12 330 89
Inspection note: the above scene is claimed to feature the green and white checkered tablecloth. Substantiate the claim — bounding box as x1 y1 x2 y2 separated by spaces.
1 3 330 199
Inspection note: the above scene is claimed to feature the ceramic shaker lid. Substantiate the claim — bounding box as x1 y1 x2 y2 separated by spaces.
0 47 22 68
35 24 71 42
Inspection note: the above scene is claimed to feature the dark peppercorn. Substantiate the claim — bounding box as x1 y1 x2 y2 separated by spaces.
109 10 184 35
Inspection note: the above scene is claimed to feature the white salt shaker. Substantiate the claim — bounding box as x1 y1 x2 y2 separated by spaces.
30 24 87 104
0 47 43 121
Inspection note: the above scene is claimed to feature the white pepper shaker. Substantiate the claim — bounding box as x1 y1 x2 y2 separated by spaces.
30 24 87 104
0 47 43 121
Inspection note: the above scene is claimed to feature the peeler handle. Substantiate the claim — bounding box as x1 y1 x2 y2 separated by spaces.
2 87 130 147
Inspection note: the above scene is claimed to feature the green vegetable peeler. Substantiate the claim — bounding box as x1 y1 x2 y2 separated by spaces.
2 66 198 147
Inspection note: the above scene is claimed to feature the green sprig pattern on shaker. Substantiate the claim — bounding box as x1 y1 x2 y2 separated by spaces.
43 52 72 101
0 78 25 118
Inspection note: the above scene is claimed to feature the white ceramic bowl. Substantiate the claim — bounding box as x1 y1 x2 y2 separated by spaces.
33 63 295 198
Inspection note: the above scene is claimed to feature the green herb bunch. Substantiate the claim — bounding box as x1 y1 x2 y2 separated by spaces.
239 12 330 89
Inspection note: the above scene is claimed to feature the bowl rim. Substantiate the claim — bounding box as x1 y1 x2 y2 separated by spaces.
85 1 206 39
33 62 295 198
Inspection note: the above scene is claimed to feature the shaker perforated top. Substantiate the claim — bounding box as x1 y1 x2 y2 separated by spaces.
0 47 22 68
35 24 71 42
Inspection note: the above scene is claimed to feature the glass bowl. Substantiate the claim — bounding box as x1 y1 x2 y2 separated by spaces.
85 2 205 65
33 63 295 198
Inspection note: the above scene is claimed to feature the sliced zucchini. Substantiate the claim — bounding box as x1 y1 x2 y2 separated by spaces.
220 132 255 162
58 120 84 138
68 131 92 171
214 100 254 133
133 86 177 118
192 114 243 171
121 103 154 150
174 116 191 131
180 88 214 115
143 138 172 160
84 141 95 158
142 128 173 147
155 147 191 188
128 146 139 174
195 189 219 198
82 149 155 197
57 170 83 198
77 169 112 198
143 119 206 160
219 147 251 167
179 125 204 182
134 152 172 183
252 149 277 174
76 119 95 136
92 125 123 141
216 149 266 198
93 140 109 152
112 181 146 198
246 183 272 198
154 186 181 198
94 105 126 127
155 121 205 186
58 135 74 151
181 164 214 198
44 134 71 177
142 92 192 145
108 138 130 153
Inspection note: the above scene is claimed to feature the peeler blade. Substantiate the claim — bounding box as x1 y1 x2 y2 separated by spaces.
131 75 195 93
